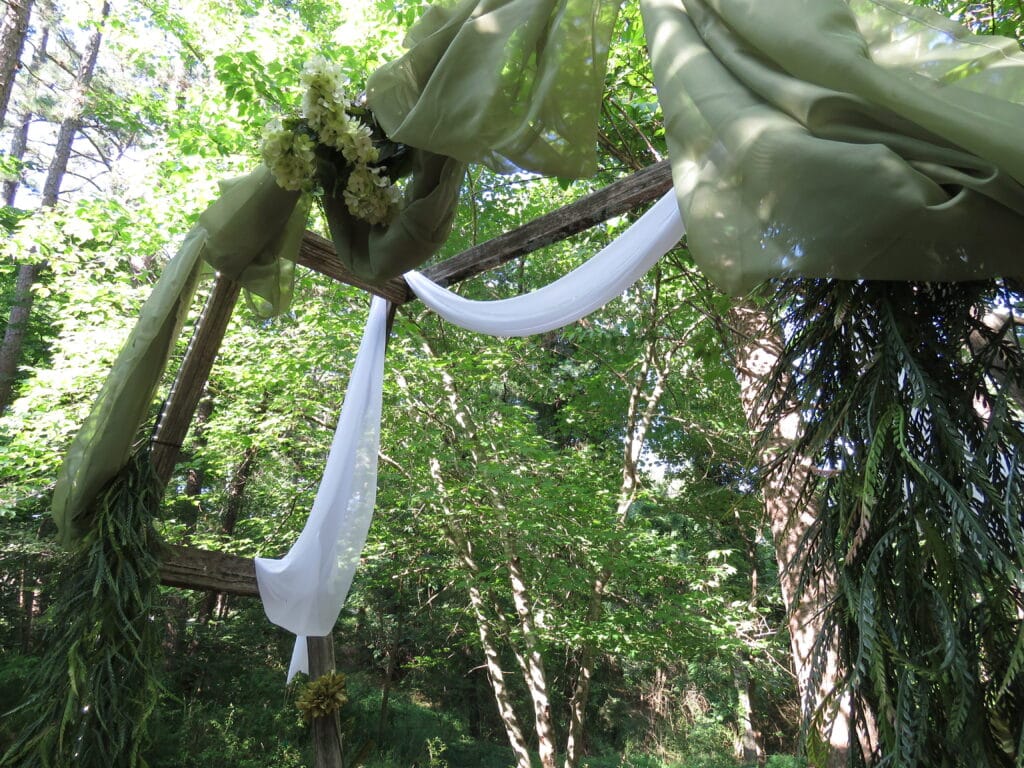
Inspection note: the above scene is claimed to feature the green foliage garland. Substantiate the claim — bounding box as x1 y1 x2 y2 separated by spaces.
762 280 1024 767
2 450 164 768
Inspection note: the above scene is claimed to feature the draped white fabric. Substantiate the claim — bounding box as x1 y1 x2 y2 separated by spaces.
255 295 389 680
405 190 686 336
257 194 688 680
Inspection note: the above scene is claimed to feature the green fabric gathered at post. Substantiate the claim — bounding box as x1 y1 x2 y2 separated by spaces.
51 151 466 542
51 167 305 545
641 0 1024 294
366 0 621 179
322 149 466 283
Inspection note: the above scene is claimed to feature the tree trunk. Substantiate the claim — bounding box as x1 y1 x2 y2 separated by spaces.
564 278 683 768
195 444 258 627
733 663 762 765
0 260 42 411
376 630 399 743
446 519 533 768
729 303 862 767
426 453 534 768
2 24 46 206
399 342 538 768
0 1 106 413
18 569 39 653
505 547 557 768
41 1 108 207
178 393 214 534
0 0 34 127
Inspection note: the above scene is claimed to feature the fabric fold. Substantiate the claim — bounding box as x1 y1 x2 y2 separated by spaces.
641 0 1024 294
321 151 465 284
255 296 390 680
366 0 620 178
52 228 206 545
404 190 687 336
52 167 306 544
199 166 307 317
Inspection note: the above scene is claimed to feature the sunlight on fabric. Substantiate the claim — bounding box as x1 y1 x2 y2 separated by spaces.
255 296 389 680
404 190 686 337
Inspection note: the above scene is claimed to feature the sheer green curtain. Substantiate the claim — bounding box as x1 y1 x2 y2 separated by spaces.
367 0 621 178
52 168 305 544
641 0 1024 293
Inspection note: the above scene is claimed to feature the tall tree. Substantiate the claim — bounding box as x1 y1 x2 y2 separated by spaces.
0 0 34 126
759 280 1024 766
729 303 863 765
0 0 108 412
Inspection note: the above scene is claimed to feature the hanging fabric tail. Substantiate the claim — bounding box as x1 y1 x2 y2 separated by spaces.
255 296 390 680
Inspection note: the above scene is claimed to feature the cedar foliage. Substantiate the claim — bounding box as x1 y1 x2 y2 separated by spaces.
760 280 1024 767
1 450 164 768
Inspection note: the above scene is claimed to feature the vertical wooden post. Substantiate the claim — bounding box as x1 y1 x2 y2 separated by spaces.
151 275 241 486
307 634 345 768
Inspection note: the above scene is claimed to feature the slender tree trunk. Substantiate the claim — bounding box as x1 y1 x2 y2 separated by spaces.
729 303 865 766
399 342 539 768
0 0 107 413
41 1 108 207
18 570 39 653
564 277 684 768
441 510 533 768
179 394 214 534
0 23 50 410
733 663 762 765
504 547 557 768
416 339 559 768
195 444 257 627
0 260 43 410
376 630 399 743
2 24 46 206
0 0 34 127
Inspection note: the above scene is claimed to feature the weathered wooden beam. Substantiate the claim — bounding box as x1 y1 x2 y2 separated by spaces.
152 275 241 485
160 544 259 597
412 159 674 294
295 231 410 305
295 159 674 302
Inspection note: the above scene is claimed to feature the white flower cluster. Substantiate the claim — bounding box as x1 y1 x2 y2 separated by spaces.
344 166 401 226
301 56 379 165
261 119 317 192
262 56 401 225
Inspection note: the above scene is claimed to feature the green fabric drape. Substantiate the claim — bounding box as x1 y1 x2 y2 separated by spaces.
201 166 308 316
321 150 466 283
641 0 1024 294
52 168 304 544
366 0 621 179
51 231 204 546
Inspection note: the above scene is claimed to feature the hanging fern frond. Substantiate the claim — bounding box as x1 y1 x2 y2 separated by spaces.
759 280 1024 767
1 449 165 768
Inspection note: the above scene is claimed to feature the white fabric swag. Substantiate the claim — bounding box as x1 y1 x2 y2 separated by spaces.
256 190 687 678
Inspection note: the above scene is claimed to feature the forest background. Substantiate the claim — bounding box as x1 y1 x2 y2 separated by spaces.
0 1 1021 766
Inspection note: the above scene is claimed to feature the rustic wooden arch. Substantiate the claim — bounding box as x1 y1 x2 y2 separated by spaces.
148 160 672 766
